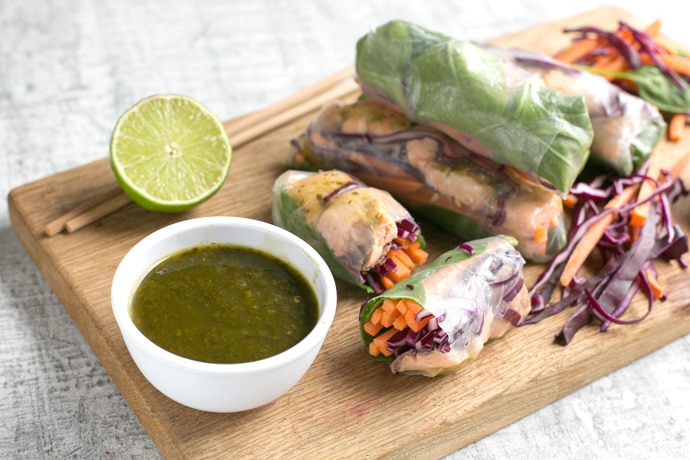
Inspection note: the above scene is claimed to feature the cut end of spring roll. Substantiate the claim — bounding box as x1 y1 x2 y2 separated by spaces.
272 169 428 294
359 236 530 377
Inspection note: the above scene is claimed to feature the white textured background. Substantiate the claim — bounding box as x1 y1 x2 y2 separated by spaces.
1 1 689 458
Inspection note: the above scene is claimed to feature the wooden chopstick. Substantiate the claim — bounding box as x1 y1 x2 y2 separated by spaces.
43 66 359 237
230 78 359 147
44 186 123 236
223 65 354 136
64 191 133 234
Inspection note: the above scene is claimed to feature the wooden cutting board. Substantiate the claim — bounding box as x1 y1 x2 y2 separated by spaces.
9 6 690 459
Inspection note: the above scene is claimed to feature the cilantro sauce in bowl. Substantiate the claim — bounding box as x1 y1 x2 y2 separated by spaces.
111 216 337 413
131 244 319 364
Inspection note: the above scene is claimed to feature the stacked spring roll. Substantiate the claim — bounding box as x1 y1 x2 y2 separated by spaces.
292 99 567 263
272 169 428 294
359 236 530 377
355 19 594 195
482 44 666 177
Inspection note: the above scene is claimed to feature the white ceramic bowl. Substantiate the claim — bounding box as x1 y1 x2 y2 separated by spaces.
111 216 338 413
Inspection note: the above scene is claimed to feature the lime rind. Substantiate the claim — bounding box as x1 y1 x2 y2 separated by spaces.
110 94 233 213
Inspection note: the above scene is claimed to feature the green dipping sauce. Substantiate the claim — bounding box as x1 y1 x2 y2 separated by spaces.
130 244 319 364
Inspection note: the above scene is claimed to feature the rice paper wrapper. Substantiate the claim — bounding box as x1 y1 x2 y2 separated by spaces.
482 44 666 177
272 169 424 293
355 19 594 195
293 99 567 263
359 236 530 377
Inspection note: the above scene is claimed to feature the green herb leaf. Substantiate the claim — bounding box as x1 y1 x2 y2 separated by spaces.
584 65 690 113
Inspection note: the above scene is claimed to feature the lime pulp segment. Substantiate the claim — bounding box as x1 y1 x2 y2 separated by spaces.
110 95 233 213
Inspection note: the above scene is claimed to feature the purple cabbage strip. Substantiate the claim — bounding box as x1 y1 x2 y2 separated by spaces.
321 180 361 203
563 25 642 69
523 170 689 345
365 218 422 294
619 21 686 90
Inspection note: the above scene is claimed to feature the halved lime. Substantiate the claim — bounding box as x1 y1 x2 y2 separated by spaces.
110 94 233 213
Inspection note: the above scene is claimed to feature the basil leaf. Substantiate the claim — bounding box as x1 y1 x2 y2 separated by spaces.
585 65 690 113
630 66 690 113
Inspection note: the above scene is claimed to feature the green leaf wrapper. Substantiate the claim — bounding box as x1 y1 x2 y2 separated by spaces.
355 19 594 194
483 44 666 177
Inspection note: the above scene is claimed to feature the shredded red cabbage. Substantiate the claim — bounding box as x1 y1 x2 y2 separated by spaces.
321 180 362 203
365 218 423 294
383 312 451 357
523 169 689 345
458 243 474 254
563 21 687 90
564 24 643 69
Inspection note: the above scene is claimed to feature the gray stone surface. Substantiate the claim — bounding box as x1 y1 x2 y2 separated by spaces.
1 1 688 458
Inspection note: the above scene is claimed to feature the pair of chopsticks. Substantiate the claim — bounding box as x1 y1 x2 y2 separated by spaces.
44 65 359 237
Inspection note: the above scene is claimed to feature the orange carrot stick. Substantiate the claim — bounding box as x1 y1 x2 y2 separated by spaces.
366 298 435 355
630 151 663 228
370 328 397 357
645 268 665 299
363 320 384 336
559 183 641 287
392 313 408 331
534 226 548 245
668 113 687 142
554 38 601 63
660 54 690 76
389 248 415 270
385 256 412 282
563 194 578 209
379 276 395 290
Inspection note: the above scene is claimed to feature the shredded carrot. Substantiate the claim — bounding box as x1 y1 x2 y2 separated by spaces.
370 307 384 326
645 268 666 299
560 146 689 286
629 224 641 244
373 238 429 289
364 298 434 356
534 226 548 245
379 299 401 327
554 37 601 64
369 328 397 357
392 313 408 331
668 113 687 142
630 149 664 228
395 299 408 315
563 194 578 209
594 54 627 73
549 215 560 228
379 275 395 290
559 183 641 287
385 256 412 282
630 148 690 241
389 248 415 270
397 239 429 265
660 54 690 76
363 320 383 337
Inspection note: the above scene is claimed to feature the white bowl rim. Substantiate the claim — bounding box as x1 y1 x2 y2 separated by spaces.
111 215 338 376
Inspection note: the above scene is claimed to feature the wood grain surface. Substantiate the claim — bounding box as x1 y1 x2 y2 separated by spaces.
8 7 690 459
